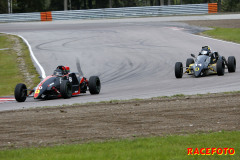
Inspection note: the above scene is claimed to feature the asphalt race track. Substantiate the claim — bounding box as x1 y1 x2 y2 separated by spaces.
0 14 240 111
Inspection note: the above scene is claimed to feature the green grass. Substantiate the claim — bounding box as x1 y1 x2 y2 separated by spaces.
0 131 239 160
172 94 185 97
204 27 240 44
0 34 22 96
0 34 39 96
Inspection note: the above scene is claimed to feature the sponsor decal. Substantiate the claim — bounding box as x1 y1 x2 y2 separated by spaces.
195 67 200 71
69 77 72 82
187 148 235 156
34 76 52 98
48 82 54 87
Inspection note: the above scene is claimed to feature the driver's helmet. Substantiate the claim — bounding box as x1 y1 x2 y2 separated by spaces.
53 69 63 76
200 46 211 55
56 66 70 75
64 66 70 74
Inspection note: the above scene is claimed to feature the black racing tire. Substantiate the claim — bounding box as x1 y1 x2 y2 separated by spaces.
175 62 183 78
186 58 194 68
227 56 236 73
14 83 27 102
60 80 72 99
217 59 225 76
89 76 101 94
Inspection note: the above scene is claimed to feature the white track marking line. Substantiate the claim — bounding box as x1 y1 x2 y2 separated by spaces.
18 35 46 78
192 34 240 46
1 32 46 78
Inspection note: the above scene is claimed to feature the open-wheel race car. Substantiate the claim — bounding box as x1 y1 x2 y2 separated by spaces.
175 46 236 78
14 65 101 102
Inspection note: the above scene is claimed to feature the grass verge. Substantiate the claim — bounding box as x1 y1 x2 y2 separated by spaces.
18 35 40 88
0 131 239 160
43 91 240 108
203 27 240 44
0 33 39 96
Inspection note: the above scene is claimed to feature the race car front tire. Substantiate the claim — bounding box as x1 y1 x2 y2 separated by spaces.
227 56 236 72
60 80 72 99
14 83 27 102
89 76 101 94
175 62 183 78
217 59 225 76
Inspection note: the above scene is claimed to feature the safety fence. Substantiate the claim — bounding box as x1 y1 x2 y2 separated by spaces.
0 12 40 22
0 3 218 22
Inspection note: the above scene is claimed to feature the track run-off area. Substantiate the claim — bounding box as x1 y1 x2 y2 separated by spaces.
0 14 240 111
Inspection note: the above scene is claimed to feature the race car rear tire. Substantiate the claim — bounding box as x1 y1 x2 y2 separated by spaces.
217 59 225 76
14 83 27 102
60 80 72 99
89 76 101 94
186 58 194 68
227 56 236 72
175 62 183 78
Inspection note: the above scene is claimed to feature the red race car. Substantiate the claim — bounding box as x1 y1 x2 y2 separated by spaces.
14 65 101 102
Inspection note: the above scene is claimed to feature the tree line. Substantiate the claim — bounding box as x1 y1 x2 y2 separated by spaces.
0 0 239 14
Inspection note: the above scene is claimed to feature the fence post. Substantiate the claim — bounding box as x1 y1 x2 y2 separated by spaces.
160 0 164 6
64 0 68 10
109 0 112 8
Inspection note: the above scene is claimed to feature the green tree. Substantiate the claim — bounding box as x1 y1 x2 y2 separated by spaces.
0 1 7 14
49 0 63 11
95 0 109 8
124 0 137 7
14 0 47 13
222 0 240 12
112 0 124 8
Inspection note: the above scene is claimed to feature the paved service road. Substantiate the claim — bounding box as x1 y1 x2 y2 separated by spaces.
0 14 240 111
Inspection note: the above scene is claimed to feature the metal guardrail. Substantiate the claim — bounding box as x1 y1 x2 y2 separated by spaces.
51 4 209 20
0 12 40 22
0 3 215 23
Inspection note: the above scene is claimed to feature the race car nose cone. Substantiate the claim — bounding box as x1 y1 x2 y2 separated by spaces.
194 65 204 77
194 72 201 77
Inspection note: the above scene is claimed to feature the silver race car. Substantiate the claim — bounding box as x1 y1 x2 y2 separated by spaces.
175 46 236 78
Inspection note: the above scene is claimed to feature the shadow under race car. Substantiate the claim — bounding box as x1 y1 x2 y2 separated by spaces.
14 65 101 102
175 46 236 78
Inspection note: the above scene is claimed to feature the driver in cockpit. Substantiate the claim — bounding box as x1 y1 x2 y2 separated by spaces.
53 66 70 76
199 46 219 64
199 46 211 56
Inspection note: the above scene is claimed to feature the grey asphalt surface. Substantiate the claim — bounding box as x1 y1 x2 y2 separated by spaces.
1 14 240 111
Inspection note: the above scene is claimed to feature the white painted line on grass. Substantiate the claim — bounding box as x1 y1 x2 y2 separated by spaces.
1 32 46 78
0 48 9 50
